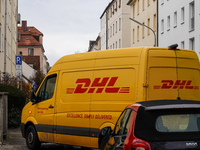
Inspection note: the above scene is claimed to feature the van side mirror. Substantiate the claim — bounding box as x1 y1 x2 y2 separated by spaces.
30 90 37 103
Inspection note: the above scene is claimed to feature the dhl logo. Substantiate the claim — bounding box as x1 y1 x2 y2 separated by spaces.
67 77 130 94
154 80 199 90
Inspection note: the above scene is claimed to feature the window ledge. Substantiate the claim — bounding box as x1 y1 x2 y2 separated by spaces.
189 29 195 32
181 21 185 25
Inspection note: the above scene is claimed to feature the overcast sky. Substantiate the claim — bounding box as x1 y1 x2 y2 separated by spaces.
18 0 110 66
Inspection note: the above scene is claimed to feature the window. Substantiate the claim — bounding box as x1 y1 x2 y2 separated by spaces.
181 41 185 49
181 7 185 23
28 48 34 56
119 39 121 48
189 37 195 50
161 19 164 33
174 11 177 27
137 26 139 41
147 18 150 35
116 41 117 48
0 29 1 51
113 43 114 49
142 22 144 38
114 109 132 135
153 14 156 31
133 29 135 43
167 16 170 30
156 114 200 132
119 18 121 30
113 24 115 35
110 26 112 37
189 2 195 30
119 0 121 8
143 0 144 10
108 29 109 39
147 0 150 6
37 74 57 102
133 3 135 18
137 0 140 15
116 21 117 33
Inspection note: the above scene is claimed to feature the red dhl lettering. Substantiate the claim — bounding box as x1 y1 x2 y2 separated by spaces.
66 113 112 120
66 77 130 94
154 80 199 90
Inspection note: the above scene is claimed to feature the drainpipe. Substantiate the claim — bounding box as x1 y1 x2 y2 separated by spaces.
4 0 7 74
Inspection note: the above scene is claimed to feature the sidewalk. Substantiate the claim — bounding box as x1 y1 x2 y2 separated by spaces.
1 127 28 150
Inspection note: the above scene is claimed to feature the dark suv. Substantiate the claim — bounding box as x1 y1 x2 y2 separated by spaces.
103 100 200 150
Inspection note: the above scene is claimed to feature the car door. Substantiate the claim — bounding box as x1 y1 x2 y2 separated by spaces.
34 73 58 143
105 108 133 150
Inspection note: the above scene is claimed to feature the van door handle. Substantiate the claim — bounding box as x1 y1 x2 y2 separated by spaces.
49 105 54 109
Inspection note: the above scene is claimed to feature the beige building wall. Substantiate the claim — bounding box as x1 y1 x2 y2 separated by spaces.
0 0 18 76
107 0 131 49
128 0 157 47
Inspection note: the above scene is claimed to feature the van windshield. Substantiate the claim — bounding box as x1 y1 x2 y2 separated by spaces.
134 107 200 142
156 114 200 132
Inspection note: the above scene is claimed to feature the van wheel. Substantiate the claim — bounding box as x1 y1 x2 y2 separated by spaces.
26 125 41 150
100 136 110 150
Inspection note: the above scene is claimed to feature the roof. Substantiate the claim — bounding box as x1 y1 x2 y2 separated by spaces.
100 0 117 19
18 26 43 46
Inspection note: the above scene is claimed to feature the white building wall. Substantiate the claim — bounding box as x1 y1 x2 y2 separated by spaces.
107 0 131 50
22 61 36 83
158 0 200 58
100 12 107 50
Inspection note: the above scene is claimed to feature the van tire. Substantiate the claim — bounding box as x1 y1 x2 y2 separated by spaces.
26 125 41 150
100 136 110 150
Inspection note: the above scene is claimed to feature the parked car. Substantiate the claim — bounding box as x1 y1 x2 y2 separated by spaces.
103 100 200 150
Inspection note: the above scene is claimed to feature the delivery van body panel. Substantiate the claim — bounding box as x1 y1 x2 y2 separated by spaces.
146 49 200 101
21 47 200 149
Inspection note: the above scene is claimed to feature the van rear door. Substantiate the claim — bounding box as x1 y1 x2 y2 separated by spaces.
146 48 200 101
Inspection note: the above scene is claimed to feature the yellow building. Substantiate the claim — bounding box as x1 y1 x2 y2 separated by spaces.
0 0 19 76
127 0 157 47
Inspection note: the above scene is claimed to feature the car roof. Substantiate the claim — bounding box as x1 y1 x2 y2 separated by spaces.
128 100 200 111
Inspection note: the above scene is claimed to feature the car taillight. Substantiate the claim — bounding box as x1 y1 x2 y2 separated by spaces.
132 142 148 150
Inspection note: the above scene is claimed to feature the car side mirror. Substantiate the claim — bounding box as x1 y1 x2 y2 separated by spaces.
101 126 113 136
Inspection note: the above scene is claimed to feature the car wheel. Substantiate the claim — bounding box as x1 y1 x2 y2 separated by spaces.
100 136 110 150
26 125 41 150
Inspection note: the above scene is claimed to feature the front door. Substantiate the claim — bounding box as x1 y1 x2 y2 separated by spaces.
105 108 133 150
34 73 58 143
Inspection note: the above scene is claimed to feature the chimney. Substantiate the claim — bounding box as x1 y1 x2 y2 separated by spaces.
22 20 27 32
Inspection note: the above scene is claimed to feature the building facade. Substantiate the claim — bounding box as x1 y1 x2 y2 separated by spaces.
158 0 200 58
18 20 48 75
100 0 131 50
127 0 157 47
0 0 19 76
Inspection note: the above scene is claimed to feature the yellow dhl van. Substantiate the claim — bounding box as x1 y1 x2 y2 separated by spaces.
21 46 200 150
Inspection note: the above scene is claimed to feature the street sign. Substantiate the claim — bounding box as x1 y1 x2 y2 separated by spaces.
33 83 37 89
16 56 22 65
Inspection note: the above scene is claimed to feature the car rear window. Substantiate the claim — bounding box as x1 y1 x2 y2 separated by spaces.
134 106 200 142
156 114 200 132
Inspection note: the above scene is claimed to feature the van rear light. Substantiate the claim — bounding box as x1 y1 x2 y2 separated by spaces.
132 142 148 150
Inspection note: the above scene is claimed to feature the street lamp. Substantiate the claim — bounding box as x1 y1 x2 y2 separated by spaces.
129 18 157 47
